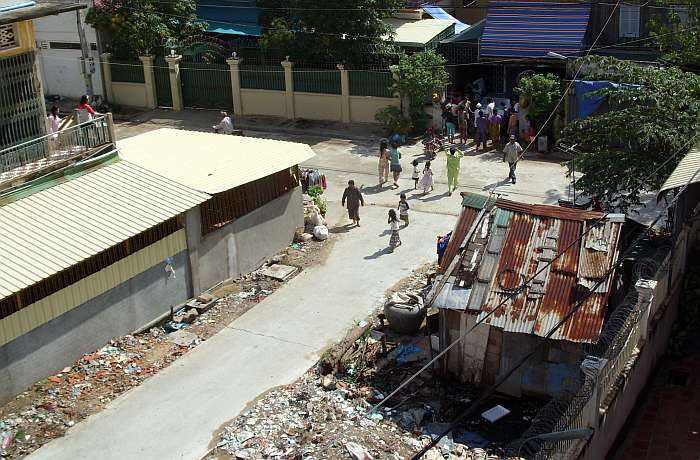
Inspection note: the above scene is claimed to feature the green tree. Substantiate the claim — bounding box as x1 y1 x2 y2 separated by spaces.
651 0 700 69
393 50 449 125
256 0 402 67
514 73 562 133
86 0 207 58
561 56 700 212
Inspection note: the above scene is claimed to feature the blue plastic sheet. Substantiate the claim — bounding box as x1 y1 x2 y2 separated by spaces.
574 80 640 119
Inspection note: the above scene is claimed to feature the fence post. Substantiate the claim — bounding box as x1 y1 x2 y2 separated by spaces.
139 55 157 109
281 59 295 120
165 54 184 111
226 56 244 117
337 64 350 123
101 52 114 103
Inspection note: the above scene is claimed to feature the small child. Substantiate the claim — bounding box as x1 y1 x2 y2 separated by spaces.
398 193 410 226
411 159 420 190
388 209 401 251
418 161 434 194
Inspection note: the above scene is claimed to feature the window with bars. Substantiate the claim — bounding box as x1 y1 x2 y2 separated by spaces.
0 24 18 51
201 167 300 235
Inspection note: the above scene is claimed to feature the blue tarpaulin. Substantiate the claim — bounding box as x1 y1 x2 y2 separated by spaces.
480 1 591 58
574 80 640 119
197 0 262 37
423 5 469 33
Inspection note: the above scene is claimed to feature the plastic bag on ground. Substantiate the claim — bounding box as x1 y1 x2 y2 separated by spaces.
313 225 329 241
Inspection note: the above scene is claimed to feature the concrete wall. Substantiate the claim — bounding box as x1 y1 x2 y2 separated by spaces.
33 4 104 98
349 96 399 124
445 310 489 384
240 89 287 117
294 93 342 121
112 82 149 108
188 187 303 292
0 250 190 404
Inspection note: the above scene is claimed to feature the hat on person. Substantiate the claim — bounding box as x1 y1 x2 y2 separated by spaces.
476 103 482 108
450 145 456 153
509 134 516 140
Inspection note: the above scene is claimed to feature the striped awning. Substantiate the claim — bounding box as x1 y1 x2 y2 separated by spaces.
480 1 592 58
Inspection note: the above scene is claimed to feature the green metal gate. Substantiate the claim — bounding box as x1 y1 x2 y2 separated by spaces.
154 56 172 108
0 52 46 150
180 60 232 109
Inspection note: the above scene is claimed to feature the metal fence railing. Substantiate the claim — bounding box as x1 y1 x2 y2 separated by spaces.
110 60 145 83
349 71 393 98
293 68 341 95
0 115 112 174
240 64 285 91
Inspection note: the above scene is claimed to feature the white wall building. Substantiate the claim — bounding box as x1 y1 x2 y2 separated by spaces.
32 0 103 99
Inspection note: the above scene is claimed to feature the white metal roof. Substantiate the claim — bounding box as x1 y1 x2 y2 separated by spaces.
385 18 454 47
0 160 209 300
659 144 700 195
117 128 316 194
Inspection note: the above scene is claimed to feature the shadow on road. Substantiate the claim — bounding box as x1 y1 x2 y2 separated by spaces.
364 247 393 260
330 223 355 234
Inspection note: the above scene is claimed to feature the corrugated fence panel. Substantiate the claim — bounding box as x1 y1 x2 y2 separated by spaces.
0 230 187 347
240 64 285 91
110 59 145 83
293 68 341 94
181 61 232 109
154 56 172 108
349 71 393 97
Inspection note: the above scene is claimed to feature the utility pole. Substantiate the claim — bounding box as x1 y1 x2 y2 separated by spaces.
76 8 94 97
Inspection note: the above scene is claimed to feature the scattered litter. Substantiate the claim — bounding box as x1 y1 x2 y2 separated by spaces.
392 344 422 365
481 405 511 423
163 321 188 333
346 441 374 460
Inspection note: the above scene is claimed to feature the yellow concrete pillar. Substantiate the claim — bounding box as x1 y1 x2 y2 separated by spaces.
138 55 157 109
226 57 243 116
100 52 114 103
165 54 183 111
281 59 295 120
338 64 350 124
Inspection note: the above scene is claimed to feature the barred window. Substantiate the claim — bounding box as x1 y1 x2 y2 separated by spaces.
0 24 18 51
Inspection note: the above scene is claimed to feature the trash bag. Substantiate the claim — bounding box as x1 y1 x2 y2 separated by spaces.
313 225 329 241
308 211 326 227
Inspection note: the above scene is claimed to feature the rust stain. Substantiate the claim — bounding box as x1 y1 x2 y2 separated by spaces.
439 207 479 273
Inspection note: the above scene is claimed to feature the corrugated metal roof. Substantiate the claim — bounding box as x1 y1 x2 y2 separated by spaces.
440 197 623 343
118 128 316 194
461 192 497 210
439 206 479 272
0 160 209 300
659 143 700 195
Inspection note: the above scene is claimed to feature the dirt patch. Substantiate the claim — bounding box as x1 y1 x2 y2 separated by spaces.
0 237 331 459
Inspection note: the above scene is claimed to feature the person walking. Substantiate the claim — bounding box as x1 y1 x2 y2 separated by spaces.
458 103 468 144
446 145 463 195
508 109 519 139
488 109 502 149
445 105 457 144
378 139 390 186
389 141 402 188
418 161 434 194
475 110 488 152
341 180 365 226
503 134 523 184
388 209 401 251
398 193 410 226
411 159 420 190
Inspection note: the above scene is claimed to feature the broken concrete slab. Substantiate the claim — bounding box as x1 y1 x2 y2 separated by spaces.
258 264 298 281
166 330 199 347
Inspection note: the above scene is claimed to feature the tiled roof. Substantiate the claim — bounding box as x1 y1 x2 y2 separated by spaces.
437 194 624 344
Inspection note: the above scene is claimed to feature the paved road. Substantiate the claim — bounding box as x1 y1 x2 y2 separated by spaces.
28 111 570 459
28 205 456 460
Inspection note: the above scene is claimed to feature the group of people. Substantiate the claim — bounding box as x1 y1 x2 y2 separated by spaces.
46 95 101 145
441 96 535 152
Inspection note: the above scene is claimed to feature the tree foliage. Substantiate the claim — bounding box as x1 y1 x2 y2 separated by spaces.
86 0 207 58
561 56 700 212
394 51 449 124
514 73 562 131
256 0 402 67
651 0 700 69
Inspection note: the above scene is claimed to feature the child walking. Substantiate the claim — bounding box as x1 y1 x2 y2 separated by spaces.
398 193 410 226
418 161 434 194
388 209 401 251
411 159 420 190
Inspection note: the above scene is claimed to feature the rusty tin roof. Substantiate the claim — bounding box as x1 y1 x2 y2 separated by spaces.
439 194 623 343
